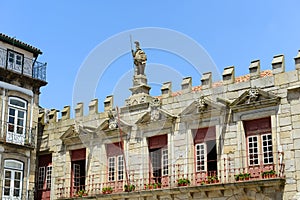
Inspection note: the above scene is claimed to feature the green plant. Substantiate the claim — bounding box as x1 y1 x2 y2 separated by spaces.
77 190 88 197
177 178 190 186
235 173 251 181
102 186 113 194
124 184 135 192
207 175 219 183
262 170 276 178
244 173 250 179
157 182 162 188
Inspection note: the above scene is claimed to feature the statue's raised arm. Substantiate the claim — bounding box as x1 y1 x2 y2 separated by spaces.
132 41 147 75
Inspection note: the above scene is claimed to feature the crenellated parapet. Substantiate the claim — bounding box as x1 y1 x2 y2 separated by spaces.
38 49 300 124
38 49 300 200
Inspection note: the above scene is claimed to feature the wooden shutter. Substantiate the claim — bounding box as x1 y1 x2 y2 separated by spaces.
106 142 123 157
148 134 167 150
244 117 271 136
71 148 86 161
194 127 216 143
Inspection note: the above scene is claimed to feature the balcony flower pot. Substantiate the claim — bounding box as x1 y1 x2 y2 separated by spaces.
262 170 276 179
124 184 135 192
157 183 162 188
177 178 190 186
102 187 113 194
77 190 88 197
244 173 251 180
207 175 219 184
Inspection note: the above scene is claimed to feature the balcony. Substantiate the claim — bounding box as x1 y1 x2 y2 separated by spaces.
0 47 46 82
56 152 285 199
0 120 36 148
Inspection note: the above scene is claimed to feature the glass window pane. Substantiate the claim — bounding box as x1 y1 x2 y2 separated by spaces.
18 111 24 118
5 171 11 178
15 172 21 180
4 179 10 187
14 180 20 188
9 108 15 115
10 99 26 108
9 116 15 124
4 160 23 170
4 188 10 195
13 189 20 197
17 119 24 126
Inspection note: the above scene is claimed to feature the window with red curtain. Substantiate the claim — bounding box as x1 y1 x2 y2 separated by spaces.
106 142 124 182
148 135 168 183
193 127 217 174
244 117 273 166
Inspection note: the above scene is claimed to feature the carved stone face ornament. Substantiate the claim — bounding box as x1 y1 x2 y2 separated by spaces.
150 108 160 121
198 97 207 113
246 88 259 104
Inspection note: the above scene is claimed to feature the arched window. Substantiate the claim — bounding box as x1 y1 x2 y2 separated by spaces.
2 159 23 200
7 97 27 145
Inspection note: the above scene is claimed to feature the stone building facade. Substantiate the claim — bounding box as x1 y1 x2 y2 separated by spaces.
0 33 47 199
37 47 300 200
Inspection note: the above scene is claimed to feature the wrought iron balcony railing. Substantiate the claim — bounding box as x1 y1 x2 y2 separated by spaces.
0 120 36 148
55 151 285 199
0 47 46 82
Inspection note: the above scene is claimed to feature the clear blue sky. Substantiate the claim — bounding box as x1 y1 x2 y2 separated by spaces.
1 1 300 113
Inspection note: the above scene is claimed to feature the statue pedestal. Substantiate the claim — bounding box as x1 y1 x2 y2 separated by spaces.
133 74 148 86
125 74 152 107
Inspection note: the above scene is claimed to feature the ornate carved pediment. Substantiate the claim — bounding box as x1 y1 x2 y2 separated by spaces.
230 87 280 112
136 98 177 124
60 125 81 145
180 96 225 117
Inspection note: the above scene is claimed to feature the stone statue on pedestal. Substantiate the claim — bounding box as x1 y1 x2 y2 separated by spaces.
132 41 147 75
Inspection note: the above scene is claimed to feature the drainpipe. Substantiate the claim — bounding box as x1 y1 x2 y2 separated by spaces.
1 89 6 138
26 94 34 199
26 151 31 199
29 97 34 143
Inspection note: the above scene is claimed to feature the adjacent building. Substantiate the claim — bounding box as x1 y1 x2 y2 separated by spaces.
36 42 300 200
0 33 47 199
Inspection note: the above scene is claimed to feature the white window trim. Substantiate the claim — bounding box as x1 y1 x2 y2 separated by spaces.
162 149 168 176
38 166 45 190
2 160 23 200
108 155 124 182
247 133 273 166
7 97 27 145
108 157 115 182
261 133 273 165
117 155 124 181
247 135 260 166
195 143 206 172
46 166 52 189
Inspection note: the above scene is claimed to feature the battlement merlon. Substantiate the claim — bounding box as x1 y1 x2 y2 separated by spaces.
38 49 300 124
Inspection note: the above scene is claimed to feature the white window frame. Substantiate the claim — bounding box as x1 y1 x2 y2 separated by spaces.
7 97 27 145
108 157 115 182
248 135 259 166
108 155 124 182
73 164 80 189
195 143 206 172
261 133 273 164
46 166 52 189
7 50 23 73
2 160 23 200
162 149 168 176
247 133 273 166
117 155 124 180
38 166 45 190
